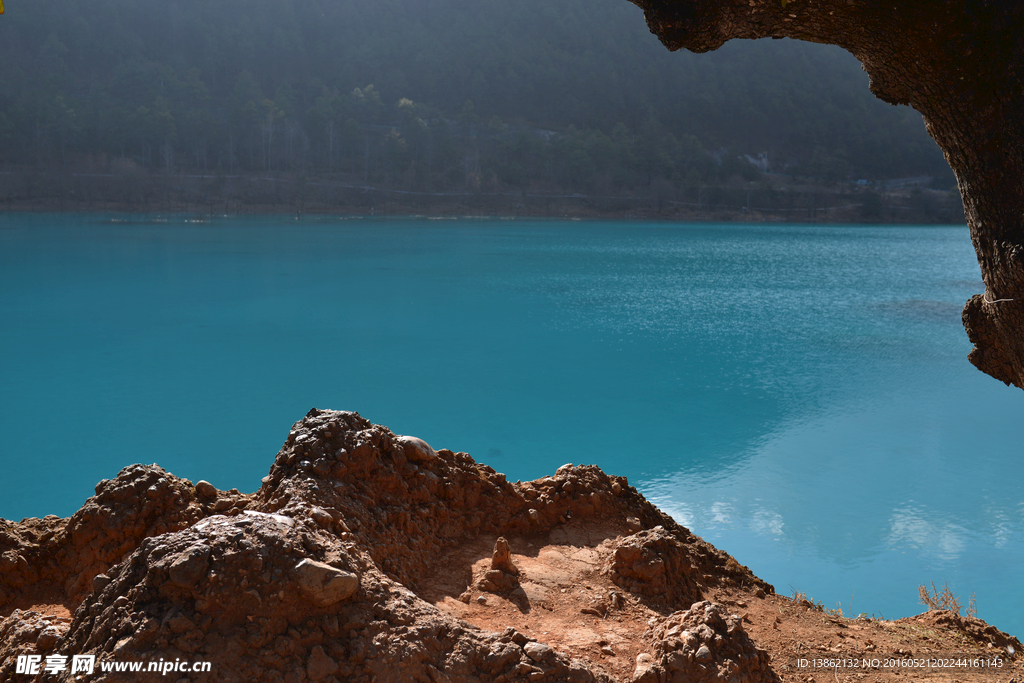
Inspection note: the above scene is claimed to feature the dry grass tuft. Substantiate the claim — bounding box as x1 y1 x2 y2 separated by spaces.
918 581 977 618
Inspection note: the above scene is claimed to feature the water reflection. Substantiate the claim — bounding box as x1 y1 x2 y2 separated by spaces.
886 507 968 561
640 366 1024 632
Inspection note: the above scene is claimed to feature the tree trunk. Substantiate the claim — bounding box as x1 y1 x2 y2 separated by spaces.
626 0 1024 388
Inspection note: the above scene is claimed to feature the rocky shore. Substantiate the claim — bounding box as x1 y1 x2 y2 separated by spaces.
1 410 1018 682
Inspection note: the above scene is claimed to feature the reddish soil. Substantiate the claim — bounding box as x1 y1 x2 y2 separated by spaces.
422 520 1021 683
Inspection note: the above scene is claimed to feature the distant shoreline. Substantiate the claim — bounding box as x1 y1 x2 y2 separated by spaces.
0 206 969 228
0 167 966 225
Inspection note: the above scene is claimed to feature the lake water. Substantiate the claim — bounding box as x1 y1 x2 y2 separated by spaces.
2 213 1021 636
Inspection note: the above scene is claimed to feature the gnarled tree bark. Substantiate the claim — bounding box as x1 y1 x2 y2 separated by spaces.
626 0 1024 388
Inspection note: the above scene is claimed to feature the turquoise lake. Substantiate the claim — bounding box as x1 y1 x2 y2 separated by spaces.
2 214 1021 635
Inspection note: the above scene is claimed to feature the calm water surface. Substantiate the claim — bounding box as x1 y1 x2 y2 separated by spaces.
2 214 1021 635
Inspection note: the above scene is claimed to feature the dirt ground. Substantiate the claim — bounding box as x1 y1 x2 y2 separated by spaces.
421 520 1022 683
13 516 1018 683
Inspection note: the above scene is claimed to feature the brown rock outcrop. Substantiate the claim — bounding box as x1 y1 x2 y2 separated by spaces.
636 601 775 683
0 408 796 682
490 538 518 576
0 464 209 608
2 408 1020 682
477 538 522 594
607 526 765 611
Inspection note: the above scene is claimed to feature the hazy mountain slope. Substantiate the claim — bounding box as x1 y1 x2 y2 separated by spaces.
0 0 950 182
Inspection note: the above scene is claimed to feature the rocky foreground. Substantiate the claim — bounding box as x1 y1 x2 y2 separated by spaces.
1 409 1019 682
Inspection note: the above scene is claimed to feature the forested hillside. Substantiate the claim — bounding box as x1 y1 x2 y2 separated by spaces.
0 0 958 213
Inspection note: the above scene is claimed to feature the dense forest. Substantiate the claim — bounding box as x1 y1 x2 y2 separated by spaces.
0 0 961 218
